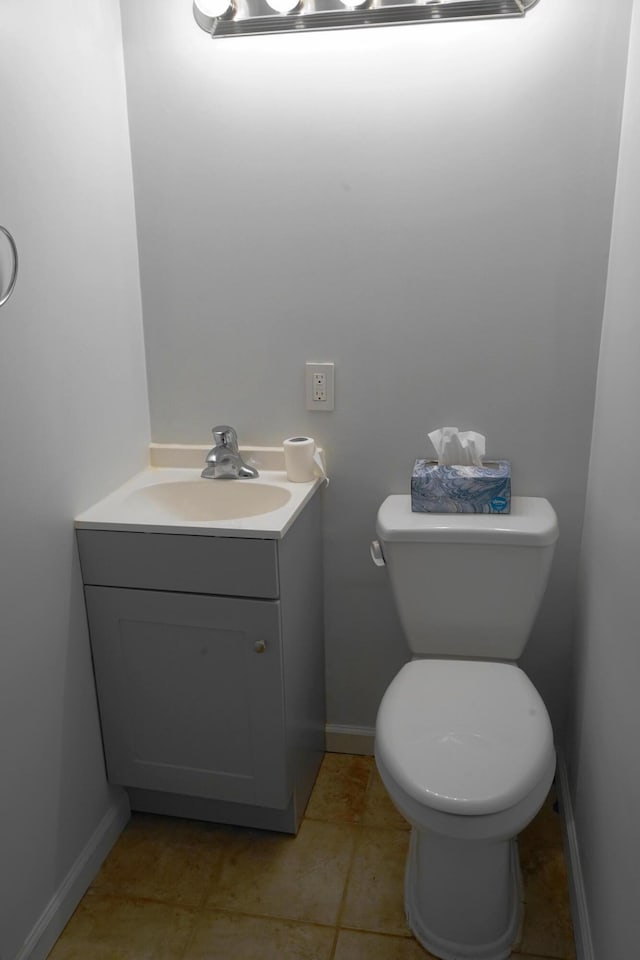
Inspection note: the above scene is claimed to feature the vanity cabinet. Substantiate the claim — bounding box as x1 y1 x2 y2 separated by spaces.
76 492 324 834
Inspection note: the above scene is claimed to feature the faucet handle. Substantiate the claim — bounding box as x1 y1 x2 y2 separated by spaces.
212 425 238 450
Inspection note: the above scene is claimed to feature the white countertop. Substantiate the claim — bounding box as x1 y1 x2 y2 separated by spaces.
75 446 324 539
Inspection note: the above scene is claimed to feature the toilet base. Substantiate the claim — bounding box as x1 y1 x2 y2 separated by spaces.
405 827 523 960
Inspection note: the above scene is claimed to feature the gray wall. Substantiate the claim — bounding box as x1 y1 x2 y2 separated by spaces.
120 0 632 734
568 2 640 956
0 2 149 957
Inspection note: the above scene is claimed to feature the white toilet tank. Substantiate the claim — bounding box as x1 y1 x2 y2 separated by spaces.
375 496 558 660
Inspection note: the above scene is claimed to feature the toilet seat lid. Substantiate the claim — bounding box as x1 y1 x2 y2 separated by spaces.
376 660 554 816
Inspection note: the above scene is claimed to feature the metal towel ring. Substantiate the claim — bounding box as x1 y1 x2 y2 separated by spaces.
0 226 18 308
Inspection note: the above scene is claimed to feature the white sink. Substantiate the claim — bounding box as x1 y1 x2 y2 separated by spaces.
75 458 321 539
121 479 291 522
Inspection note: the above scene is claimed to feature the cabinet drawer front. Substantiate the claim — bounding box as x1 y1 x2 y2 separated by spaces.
77 530 279 598
86 586 289 808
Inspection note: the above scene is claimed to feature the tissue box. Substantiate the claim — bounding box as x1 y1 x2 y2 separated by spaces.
411 460 511 514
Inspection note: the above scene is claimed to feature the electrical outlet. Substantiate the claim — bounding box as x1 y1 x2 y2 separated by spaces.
305 362 335 411
312 372 327 402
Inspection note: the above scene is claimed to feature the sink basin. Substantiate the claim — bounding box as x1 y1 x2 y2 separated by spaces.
120 479 291 522
75 453 322 539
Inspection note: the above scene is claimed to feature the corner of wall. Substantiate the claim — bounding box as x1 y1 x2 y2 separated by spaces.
556 753 595 960
15 793 130 960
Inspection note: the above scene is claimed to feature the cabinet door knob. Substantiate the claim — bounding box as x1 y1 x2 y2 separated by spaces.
254 639 266 653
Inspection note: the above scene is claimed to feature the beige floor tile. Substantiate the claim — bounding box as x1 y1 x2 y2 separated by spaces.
205 819 356 926
48 762 577 960
341 827 411 937
518 841 576 959
305 753 373 824
334 929 437 960
516 784 576 959
183 910 335 960
48 895 196 960
90 814 234 908
362 768 410 831
519 786 564 861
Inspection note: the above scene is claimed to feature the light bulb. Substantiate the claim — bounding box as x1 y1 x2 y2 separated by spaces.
194 0 234 19
265 0 302 13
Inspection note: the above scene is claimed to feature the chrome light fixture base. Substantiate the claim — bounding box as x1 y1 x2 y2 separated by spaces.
194 0 534 40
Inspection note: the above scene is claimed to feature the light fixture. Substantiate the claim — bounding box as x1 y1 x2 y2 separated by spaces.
193 0 540 40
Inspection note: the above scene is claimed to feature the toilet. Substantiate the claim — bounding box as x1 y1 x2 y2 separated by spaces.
371 495 559 960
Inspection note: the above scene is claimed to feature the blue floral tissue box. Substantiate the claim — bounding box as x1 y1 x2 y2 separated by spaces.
411 460 511 514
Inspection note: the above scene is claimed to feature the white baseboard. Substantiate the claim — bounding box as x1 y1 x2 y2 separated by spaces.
556 754 595 960
15 792 130 960
325 723 375 756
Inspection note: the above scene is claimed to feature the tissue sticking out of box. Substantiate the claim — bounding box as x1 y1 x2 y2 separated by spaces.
428 427 486 467
413 427 511 514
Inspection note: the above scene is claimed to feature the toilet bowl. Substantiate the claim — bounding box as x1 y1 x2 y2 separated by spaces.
372 496 559 960
375 659 555 960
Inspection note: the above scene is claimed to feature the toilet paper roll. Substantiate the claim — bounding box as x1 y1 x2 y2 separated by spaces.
283 437 328 483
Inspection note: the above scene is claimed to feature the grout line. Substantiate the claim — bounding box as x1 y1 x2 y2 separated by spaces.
327 762 378 959
89 890 341 932
175 903 341 960
75 891 199 911
359 756 377 825
192 902 338 931
176 907 201 960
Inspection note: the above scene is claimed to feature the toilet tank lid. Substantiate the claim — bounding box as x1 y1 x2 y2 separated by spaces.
376 496 558 546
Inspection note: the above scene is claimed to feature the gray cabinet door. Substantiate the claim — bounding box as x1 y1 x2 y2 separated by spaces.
85 586 289 809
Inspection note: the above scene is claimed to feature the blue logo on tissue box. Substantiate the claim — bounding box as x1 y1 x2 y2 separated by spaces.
411 460 511 514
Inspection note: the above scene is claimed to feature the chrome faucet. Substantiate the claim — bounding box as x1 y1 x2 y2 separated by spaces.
201 426 259 480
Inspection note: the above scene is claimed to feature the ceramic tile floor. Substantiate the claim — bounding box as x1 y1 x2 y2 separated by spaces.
49 753 576 960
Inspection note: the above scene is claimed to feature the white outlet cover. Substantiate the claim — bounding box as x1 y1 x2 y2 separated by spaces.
305 362 335 411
